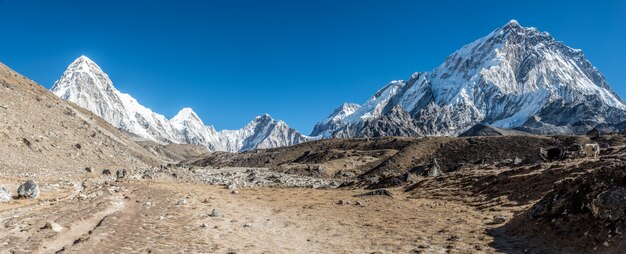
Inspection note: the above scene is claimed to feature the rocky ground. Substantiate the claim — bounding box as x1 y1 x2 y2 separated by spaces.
2 134 626 253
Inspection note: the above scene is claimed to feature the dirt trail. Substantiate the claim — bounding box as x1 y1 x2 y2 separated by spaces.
1 178 509 253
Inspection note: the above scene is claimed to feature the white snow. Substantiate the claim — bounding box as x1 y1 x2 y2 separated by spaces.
50 56 311 152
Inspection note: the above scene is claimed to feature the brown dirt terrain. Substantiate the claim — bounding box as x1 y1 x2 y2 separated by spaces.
0 62 159 178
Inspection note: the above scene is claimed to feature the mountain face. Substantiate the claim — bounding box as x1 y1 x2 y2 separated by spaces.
51 56 310 152
0 61 159 174
313 20 626 137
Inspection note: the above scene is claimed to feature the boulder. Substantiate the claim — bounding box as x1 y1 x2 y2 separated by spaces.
44 221 64 232
427 158 444 177
583 143 600 158
209 208 223 217
17 180 39 199
0 186 10 202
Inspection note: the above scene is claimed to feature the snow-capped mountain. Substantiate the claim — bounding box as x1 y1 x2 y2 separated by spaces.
51 56 310 152
313 20 626 137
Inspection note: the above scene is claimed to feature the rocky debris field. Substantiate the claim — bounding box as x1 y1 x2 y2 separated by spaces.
2 134 626 253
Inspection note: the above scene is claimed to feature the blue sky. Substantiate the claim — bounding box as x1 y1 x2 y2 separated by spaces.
1 0 624 134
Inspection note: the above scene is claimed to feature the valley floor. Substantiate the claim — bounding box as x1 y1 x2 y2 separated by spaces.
1 168 557 254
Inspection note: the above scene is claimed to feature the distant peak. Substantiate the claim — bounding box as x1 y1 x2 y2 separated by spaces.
257 113 273 120
171 107 202 124
507 19 520 26
67 55 102 73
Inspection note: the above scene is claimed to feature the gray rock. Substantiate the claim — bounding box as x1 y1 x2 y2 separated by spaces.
492 215 507 224
354 189 393 198
427 158 444 177
0 186 11 202
116 169 127 179
513 157 523 165
17 180 39 199
176 199 188 205
210 208 223 217
44 221 64 232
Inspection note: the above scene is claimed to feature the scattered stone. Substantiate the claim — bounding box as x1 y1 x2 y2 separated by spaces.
354 189 393 198
17 180 40 199
102 169 112 176
355 201 363 206
336 200 352 205
0 186 11 202
201 223 209 228
492 215 507 224
116 169 127 179
44 221 64 232
243 223 251 228
231 190 239 194
226 183 237 190
428 158 444 177
210 208 223 217
84 167 93 173
513 157 523 165
177 199 188 205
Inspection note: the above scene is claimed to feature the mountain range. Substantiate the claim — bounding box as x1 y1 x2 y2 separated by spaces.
50 56 312 152
51 20 626 151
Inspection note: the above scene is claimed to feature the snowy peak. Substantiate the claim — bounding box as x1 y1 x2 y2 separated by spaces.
171 107 203 126
51 56 310 152
315 20 626 137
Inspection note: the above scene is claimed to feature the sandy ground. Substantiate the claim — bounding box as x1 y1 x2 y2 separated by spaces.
0 173 517 254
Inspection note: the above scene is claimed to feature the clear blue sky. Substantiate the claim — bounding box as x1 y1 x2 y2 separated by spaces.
1 0 624 134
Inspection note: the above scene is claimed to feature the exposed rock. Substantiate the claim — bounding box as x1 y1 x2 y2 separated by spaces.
427 158 444 177
209 208 223 217
116 169 127 179
44 221 64 232
513 157 523 165
354 189 393 197
492 215 507 224
0 186 11 202
17 180 40 199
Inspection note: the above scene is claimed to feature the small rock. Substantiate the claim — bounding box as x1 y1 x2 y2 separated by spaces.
336 200 352 205
603 241 609 247
210 208 223 217
102 169 112 176
201 223 209 228
428 158 444 177
44 221 64 232
492 215 507 224
231 190 239 194
0 186 11 202
354 189 393 198
513 157 523 165
243 223 251 228
84 167 93 173
355 201 363 206
177 199 188 205
18 180 40 199
116 169 127 179
226 183 237 190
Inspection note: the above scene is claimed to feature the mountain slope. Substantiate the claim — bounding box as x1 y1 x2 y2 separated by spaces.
51 56 311 152
0 61 159 176
313 20 626 137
